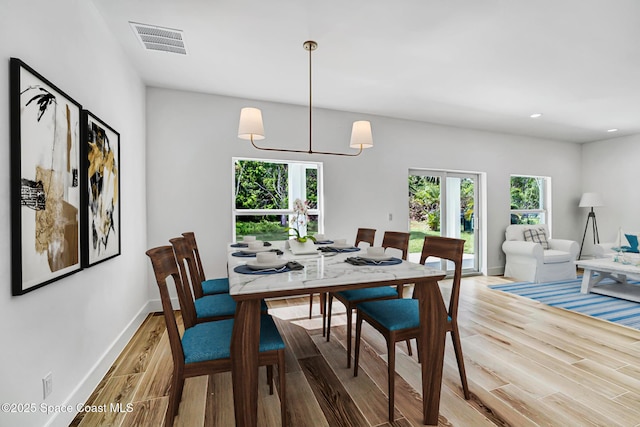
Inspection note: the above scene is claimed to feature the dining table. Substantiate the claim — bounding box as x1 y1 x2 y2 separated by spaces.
227 240 447 426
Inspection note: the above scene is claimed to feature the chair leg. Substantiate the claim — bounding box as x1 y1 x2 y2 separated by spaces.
165 371 184 427
326 294 334 342
346 305 353 368
320 292 327 337
267 365 274 395
450 325 470 400
308 293 314 319
353 312 363 377
278 349 287 426
405 338 412 356
387 335 396 423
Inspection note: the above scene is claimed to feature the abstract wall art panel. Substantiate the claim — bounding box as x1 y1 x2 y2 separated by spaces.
10 58 83 295
82 111 121 267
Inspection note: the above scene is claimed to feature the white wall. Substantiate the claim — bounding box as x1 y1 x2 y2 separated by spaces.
581 134 640 255
146 87 583 282
0 1 147 426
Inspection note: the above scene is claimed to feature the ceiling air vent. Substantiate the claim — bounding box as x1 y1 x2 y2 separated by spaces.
129 22 187 55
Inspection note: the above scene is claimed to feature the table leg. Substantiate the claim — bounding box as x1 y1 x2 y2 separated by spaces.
580 268 596 293
414 278 448 426
230 299 261 427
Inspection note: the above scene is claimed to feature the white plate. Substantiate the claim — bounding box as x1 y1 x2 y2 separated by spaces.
246 260 288 270
331 243 354 249
360 254 393 261
241 247 272 254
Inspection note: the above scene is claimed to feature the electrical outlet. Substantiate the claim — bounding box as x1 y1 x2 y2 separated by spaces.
388 213 393 221
43 373 53 399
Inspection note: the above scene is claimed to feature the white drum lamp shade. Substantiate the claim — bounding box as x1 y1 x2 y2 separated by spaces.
349 120 373 149
238 107 265 141
579 192 604 208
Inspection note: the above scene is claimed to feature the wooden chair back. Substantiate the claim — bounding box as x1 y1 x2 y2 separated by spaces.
355 228 376 247
381 231 410 260
181 231 206 298
419 235 465 320
145 246 188 372
169 236 201 328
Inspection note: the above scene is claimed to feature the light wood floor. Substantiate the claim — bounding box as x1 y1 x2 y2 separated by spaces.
70 275 640 427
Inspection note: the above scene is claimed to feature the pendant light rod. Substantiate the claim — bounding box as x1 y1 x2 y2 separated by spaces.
238 40 373 156
306 40 315 154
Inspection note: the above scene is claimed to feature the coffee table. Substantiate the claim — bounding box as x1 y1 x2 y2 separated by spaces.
576 257 640 302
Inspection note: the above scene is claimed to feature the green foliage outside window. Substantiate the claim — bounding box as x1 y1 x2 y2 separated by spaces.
510 176 545 224
510 176 542 210
235 160 288 209
234 160 320 241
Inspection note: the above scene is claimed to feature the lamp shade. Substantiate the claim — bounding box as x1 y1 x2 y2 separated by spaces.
349 120 373 149
579 192 604 208
238 107 265 141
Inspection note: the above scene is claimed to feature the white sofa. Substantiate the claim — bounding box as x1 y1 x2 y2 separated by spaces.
594 242 616 258
595 230 640 258
502 224 579 283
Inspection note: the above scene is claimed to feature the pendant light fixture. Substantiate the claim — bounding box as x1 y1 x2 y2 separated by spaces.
238 40 373 156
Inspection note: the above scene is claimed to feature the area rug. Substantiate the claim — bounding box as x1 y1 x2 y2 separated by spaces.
489 277 640 330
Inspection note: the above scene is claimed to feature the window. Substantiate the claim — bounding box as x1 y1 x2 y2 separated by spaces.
510 175 551 225
232 158 322 241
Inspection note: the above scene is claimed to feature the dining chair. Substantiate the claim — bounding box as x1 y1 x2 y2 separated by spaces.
181 231 229 297
146 245 286 427
310 227 378 333
170 236 268 325
355 227 376 248
352 235 470 422
326 231 411 368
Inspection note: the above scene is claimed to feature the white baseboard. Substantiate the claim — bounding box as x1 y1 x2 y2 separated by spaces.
45 301 153 427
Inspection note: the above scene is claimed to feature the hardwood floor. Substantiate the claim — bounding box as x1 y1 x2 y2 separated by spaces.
70 275 640 426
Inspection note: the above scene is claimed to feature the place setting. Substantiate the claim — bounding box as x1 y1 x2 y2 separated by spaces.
231 240 283 257
344 246 402 266
317 238 361 253
233 251 304 274
230 235 272 248
312 233 335 245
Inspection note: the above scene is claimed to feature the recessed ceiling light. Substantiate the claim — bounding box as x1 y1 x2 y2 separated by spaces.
530 113 543 118
607 128 618 132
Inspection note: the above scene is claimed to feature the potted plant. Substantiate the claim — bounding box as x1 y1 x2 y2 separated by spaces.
287 199 316 252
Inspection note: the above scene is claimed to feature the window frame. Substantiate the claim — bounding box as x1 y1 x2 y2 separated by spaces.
231 157 323 242
509 174 552 231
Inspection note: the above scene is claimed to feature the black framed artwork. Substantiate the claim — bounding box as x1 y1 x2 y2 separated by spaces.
82 110 121 267
10 58 83 295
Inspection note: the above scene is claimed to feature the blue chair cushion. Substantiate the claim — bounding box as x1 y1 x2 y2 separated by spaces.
182 315 285 364
357 299 452 331
202 277 230 295
194 293 237 318
336 286 398 302
195 294 268 319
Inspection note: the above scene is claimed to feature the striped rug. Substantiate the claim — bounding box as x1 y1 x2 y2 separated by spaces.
489 277 640 330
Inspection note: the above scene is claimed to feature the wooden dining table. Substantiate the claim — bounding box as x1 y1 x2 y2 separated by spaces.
227 241 447 426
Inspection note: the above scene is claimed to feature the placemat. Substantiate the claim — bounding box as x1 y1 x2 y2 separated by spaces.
230 241 272 248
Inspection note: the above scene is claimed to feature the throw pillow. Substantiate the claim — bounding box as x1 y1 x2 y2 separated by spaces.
523 227 550 249
625 234 639 252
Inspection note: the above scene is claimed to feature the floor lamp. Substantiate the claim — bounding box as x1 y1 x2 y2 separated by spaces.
578 192 604 260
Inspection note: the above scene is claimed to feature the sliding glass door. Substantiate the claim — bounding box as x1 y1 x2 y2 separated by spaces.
408 169 479 274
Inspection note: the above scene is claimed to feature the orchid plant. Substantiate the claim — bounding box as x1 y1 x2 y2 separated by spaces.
286 198 316 243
